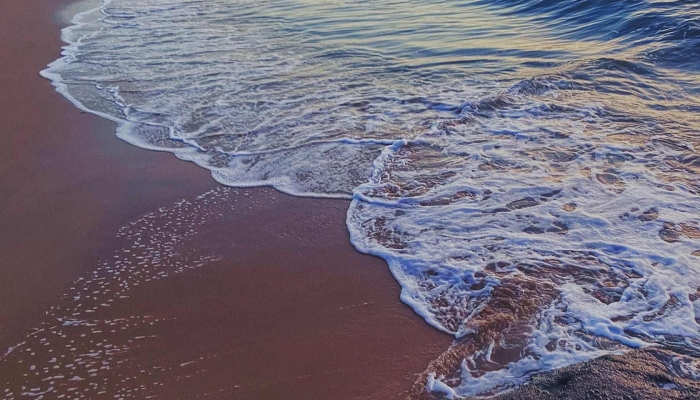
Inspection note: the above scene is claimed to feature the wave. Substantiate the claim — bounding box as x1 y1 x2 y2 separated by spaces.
477 0 700 42
38 0 700 397
348 64 700 394
477 0 700 70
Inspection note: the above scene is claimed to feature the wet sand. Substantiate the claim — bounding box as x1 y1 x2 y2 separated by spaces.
487 348 700 400
0 0 216 352
0 0 452 398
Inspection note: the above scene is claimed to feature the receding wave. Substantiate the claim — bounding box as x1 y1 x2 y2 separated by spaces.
38 0 700 397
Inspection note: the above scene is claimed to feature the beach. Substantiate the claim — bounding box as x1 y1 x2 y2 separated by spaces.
0 0 452 398
4 0 700 398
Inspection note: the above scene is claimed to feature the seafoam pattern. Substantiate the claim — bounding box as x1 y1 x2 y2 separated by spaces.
348 70 700 395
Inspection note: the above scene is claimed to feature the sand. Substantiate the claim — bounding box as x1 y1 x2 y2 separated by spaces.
0 0 216 348
0 0 453 398
486 348 700 400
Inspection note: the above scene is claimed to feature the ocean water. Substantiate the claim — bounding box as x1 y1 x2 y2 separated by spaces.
42 0 700 396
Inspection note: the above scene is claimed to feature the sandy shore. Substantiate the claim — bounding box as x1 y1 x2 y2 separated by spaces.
0 0 452 398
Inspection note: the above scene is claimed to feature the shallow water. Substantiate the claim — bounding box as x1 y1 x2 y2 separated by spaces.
40 0 700 396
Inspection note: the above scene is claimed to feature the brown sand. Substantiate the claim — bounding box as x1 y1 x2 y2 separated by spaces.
486 348 700 400
0 0 453 398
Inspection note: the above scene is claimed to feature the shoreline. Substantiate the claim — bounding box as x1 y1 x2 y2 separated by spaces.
0 0 217 350
0 0 453 398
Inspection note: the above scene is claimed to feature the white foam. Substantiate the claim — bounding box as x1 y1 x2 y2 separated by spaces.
346 75 700 393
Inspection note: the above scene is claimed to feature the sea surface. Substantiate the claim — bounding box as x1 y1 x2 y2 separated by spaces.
41 0 700 396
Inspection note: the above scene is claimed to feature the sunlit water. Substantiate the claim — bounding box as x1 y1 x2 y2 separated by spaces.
37 0 700 396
